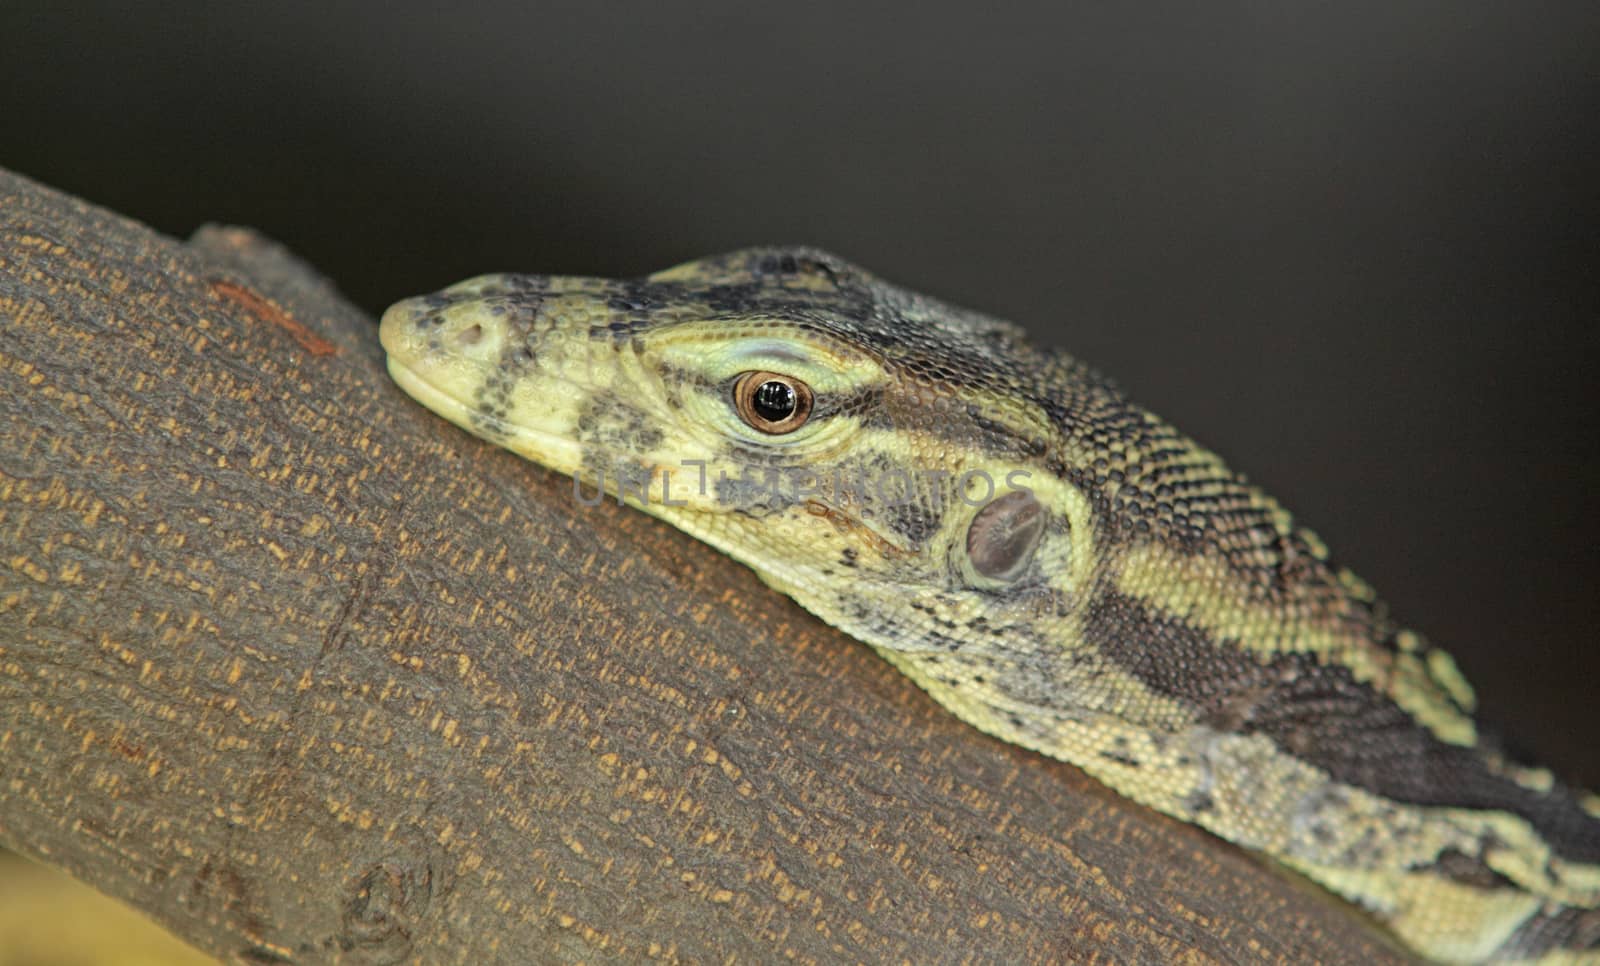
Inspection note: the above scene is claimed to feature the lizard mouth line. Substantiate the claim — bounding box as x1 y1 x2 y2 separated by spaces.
389 354 910 558
801 498 910 558
384 356 585 473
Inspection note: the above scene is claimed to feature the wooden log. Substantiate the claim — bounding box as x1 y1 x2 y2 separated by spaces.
0 168 1408 964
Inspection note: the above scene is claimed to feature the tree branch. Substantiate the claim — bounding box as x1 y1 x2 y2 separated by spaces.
0 168 1408 964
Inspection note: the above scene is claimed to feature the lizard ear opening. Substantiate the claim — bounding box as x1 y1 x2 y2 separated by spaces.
966 490 1047 582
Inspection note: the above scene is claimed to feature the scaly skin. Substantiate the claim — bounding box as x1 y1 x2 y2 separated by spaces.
379 247 1600 963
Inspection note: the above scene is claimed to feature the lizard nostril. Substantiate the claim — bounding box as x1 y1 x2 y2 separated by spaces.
456 323 484 347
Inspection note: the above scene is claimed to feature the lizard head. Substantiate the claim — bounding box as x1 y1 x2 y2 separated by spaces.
380 247 1097 634
381 249 1600 959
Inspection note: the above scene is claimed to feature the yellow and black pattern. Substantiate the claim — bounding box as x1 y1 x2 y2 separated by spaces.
380 248 1600 963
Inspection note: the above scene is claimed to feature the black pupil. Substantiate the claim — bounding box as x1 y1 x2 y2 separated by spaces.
752 380 797 422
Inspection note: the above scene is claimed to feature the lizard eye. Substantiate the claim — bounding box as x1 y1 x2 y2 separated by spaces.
734 371 814 435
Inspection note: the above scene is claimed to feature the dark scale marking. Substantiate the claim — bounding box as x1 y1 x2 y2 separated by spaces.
695 283 874 320
756 253 803 276
1497 903 1600 959
811 385 884 422
966 406 1048 457
607 288 656 315
1417 848 1522 891
1086 590 1600 865
656 362 718 392
574 395 666 455
885 499 941 549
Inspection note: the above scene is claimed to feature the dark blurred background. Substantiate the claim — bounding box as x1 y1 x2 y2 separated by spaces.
3 2 1596 791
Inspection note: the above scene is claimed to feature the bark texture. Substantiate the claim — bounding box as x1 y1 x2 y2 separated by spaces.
0 168 1410 964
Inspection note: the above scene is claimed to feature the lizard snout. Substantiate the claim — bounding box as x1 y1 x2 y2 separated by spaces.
378 294 514 370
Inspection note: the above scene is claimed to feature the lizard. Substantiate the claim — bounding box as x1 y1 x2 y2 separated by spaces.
378 246 1600 963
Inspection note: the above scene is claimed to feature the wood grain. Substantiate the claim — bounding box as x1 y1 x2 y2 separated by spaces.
0 168 1413 964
